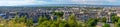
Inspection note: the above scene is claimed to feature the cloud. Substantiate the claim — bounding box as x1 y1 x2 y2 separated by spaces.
0 0 36 6
69 0 119 5
0 0 35 1
38 0 116 5
0 0 119 6
0 0 49 6
106 0 118 2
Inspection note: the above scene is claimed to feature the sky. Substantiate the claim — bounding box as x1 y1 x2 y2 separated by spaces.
0 0 120 6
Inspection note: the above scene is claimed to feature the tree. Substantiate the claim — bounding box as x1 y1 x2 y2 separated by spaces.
38 16 48 24
0 19 6 27
50 22 57 27
86 18 98 27
76 21 83 27
102 23 110 27
12 15 26 23
5 18 27 27
111 16 120 23
26 18 33 27
52 11 64 20
114 19 120 27
13 15 20 23
53 11 64 17
6 22 27 27
37 21 51 27
101 17 107 23
68 14 77 27
19 16 26 23
59 21 67 27
37 16 51 27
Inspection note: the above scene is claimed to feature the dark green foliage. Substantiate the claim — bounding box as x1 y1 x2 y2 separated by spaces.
101 17 107 23
36 14 99 27
86 18 98 27
0 13 102 27
26 18 33 27
115 19 120 27
18 16 26 23
53 11 64 17
38 21 51 27
59 21 67 27
111 16 120 23
68 14 77 27
50 21 57 27
38 16 48 24
102 23 110 27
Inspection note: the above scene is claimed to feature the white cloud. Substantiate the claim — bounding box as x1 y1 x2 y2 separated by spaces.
0 0 119 6
69 0 119 5
0 0 35 6
70 0 101 4
106 0 118 2
0 0 35 1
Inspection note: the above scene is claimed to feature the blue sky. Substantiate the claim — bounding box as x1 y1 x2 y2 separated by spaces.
0 0 120 6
